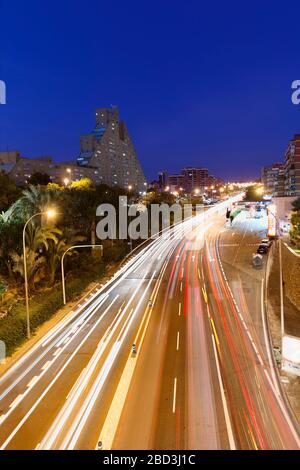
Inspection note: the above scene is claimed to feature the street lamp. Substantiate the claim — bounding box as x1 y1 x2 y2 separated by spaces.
23 209 57 339
61 244 103 304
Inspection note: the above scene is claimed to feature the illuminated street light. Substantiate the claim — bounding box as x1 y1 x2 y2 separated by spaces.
63 177 70 186
194 188 200 195
128 185 132 191
23 209 57 338
165 186 170 191
256 187 264 195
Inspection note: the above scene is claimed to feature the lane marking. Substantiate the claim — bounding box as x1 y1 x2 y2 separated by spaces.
211 334 236 450
26 375 39 389
172 378 177 414
178 302 181 316
0 296 120 450
176 332 180 351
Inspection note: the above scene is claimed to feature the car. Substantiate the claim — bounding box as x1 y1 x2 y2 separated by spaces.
252 253 263 268
257 244 268 254
261 238 272 248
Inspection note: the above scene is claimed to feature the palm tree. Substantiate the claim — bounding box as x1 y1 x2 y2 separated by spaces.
10 224 62 290
10 248 46 290
0 206 14 224
25 223 62 253
47 231 85 286
10 185 59 221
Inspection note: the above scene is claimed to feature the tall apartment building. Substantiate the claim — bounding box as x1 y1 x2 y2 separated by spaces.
181 167 209 192
284 134 300 196
167 174 185 191
77 106 146 192
261 162 284 195
167 167 209 193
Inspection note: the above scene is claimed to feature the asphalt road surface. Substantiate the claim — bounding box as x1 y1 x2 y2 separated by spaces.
0 197 299 450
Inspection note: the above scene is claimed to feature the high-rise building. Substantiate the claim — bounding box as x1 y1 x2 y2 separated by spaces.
77 106 146 192
167 167 209 193
167 174 185 191
181 167 209 192
261 162 284 195
284 134 300 196
158 171 167 191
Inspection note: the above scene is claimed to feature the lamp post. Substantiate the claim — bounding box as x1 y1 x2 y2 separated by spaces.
61 244 103 305
23 209 57 339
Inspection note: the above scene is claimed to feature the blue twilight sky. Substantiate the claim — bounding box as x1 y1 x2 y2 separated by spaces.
0 0 300 181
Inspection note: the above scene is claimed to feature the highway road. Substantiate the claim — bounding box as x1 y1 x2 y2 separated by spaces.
0 196 299 450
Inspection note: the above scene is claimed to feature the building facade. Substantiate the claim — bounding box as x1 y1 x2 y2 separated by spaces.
261 162 284 195
167 167 210 193
77 106 146 192
284 134 300 196
5 155 100 186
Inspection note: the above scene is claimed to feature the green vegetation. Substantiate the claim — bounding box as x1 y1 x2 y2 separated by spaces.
244 185 264 202
0 178 135 355
0 171 20 212
290 197 300 248
28 172 51 186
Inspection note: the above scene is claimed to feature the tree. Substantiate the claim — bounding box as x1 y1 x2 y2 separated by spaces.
46 230 86 285
244 186 263 202
291 197 300 212
10 185 60 221
25 223 62 253
70 178 93 190
0 209 23 278
28 172 51 186
290 199 300 247
10 249 46 290
9 224 62 289
0 171 20 212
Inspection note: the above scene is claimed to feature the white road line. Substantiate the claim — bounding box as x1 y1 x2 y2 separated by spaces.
172 378 177 414
178 302 181 316
26 375 39 389
211 334 236 450
180 281 183 292
176 332 180 351
0 296 120 450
